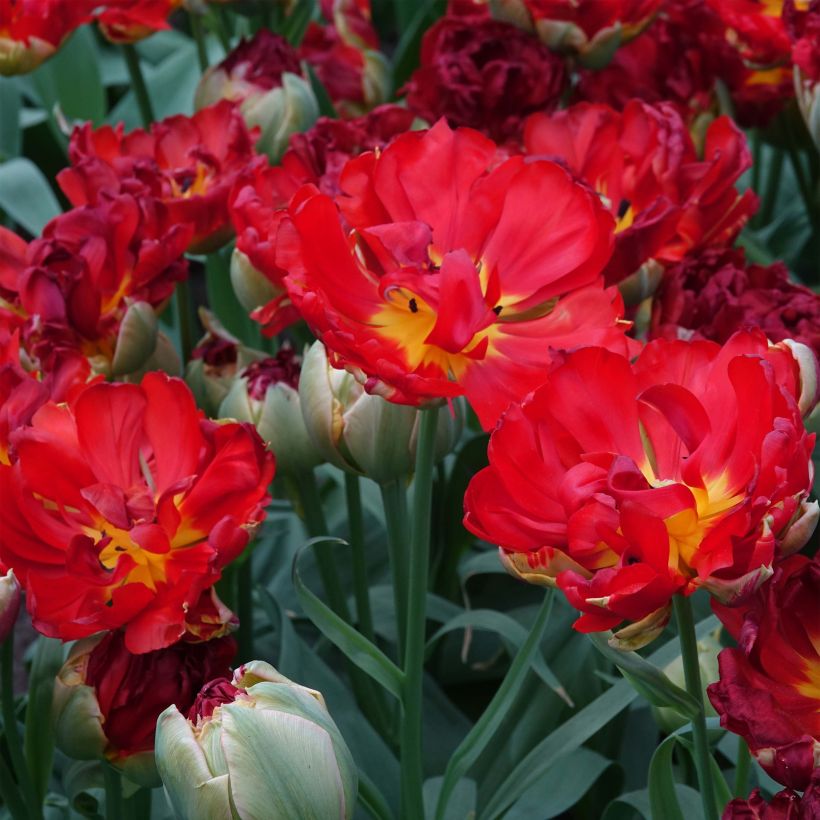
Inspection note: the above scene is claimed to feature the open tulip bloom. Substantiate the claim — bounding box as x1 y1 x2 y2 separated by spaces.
1 2 820 819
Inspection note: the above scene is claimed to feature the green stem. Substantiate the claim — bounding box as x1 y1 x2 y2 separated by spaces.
292 471 393 742
757 149 784 227
293 470 351 621
344 474 376 644
121 44 155 127
123 787 152 820
0 742 28 820
237 552 253 662
379 480 409 658
750 130 762 201
206 8 232 53
673 595 718 820
733 736 751 799
435 590 554 820
400 408 439 820
1 633 40 819
103 765 124 820
190 13 209 73
785 135 819 229
175 278 195 365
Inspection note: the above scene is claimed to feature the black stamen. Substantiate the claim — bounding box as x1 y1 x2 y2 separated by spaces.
617 199 631 219
409 298 419 314
493 305 503 315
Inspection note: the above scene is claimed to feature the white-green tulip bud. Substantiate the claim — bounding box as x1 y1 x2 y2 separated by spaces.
155 661 357 820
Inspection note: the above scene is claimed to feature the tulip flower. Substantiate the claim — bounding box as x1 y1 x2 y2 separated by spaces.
94 0 183 44
195 30 319 163
464 331 818 647
155 660 357 819
57 101 265 253
488 0 663 67
54 628 236 786
0 372 274 653
708 554 820 791
785 0 820 151
299 340 463 484
276 119 634 429
219 347 324 476
0 0 92 76
722 773 820 819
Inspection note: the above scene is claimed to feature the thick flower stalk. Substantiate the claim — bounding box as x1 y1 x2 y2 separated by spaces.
53 630 236 785
0 0 92 76
155 660 357 819
0 372 274 653
57 101 265 253
523 100 758 289
276 119 634 429
708 554 820 791
464 331 818 647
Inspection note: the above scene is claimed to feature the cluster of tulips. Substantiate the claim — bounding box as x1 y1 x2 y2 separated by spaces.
0 0 818 818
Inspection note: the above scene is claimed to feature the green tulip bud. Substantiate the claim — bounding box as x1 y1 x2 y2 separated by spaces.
110 301 159 376
219 347 323 475
299 341 464 484
155 661 357 820
230 248 281 316
0 569 20 643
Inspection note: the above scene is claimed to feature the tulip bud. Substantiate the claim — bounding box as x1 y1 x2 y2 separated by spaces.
53 631 236 787
230 247 281 315
299 341 464 484
185 309 267 416
111 300 159 377
795 69 820 153
155 661 357 820
194 30 319 163
651 630 721 732
219 347 323 475
0 569 21 643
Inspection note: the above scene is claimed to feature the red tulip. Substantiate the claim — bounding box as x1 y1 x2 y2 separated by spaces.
275 119 634 428
708 555 820 791
0 372 274 653
464 331 817 646
94 0 183 44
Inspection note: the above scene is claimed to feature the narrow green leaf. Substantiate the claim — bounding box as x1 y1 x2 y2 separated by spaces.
588 633 700 719
359 770 394 820
425 606 570 705
283 0 316 46
391 0 446 90
292 537 405 699
0 79 21 160
648 736 688 820
31 26 106 126
425 776 476 820
24 637 66 800
305 64 338 119
480 616 719 820
0 158 62 234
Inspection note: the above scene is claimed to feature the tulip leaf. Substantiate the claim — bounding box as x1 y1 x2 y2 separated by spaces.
424 776 477 820
425 605 571 706
587 633 701 719
0 79 21 161
24 637 66 801
0 158 62 234
479 616 719 820
648 735 689 820
282 0 316 46
305 64 338 119
391 0 446 90
601 786 704 820
293 537 405 699
358 770 394 820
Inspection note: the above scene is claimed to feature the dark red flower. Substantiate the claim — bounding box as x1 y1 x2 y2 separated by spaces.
402 14 566 144
524 101 758 287
0 372 274 653
55 630 236 765
705 0 793 66
722 773 820 819
464 332 817 646
276 119 634 429
574 0 793 128
0 0 93 75
10 196 190 376
708 555 820 791
785 0 820 83
650 247 820 359
228 105 417 335
490 0 663 65
93 0 182 44
298 0 388 117
57 101 264 253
